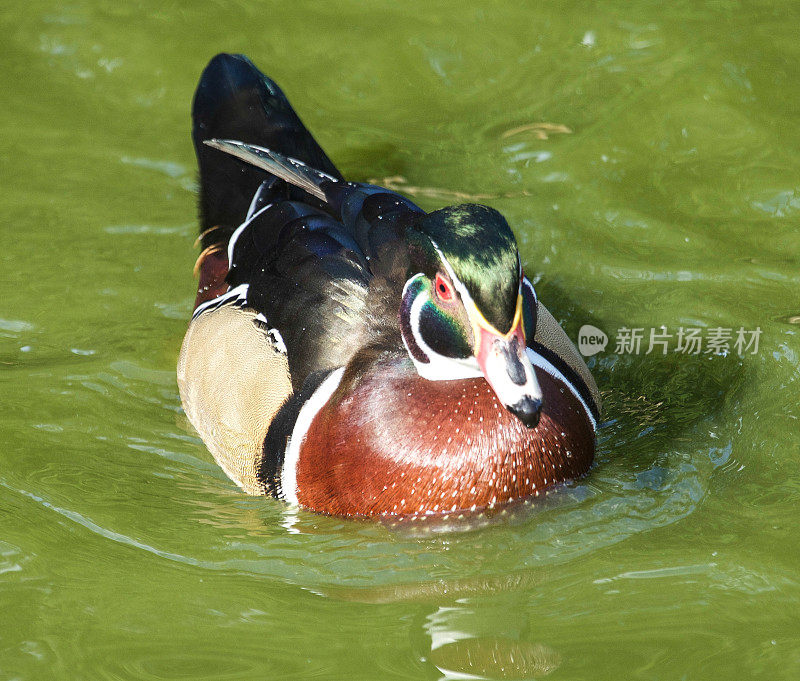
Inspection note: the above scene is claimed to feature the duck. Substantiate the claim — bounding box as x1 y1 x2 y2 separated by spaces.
177 53 601 518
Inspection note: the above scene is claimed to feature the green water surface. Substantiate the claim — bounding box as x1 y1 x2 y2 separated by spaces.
2 1 799 679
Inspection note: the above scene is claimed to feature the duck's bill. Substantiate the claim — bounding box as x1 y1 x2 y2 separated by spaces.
473 310 543 429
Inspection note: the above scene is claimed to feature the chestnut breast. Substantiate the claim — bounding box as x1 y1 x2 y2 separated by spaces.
295 358 594 517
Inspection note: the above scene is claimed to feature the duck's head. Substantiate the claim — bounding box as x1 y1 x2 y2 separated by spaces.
400 204 542 428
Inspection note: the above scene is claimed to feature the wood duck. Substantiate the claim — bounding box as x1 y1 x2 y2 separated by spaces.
177 53 601 518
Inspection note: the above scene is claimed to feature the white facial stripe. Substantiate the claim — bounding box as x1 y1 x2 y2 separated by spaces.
408 287 429 354
428 240 545 404
401 272 425 298
281 367 345 505
430 237 526 341
428 239 477 311
522 276 537 307
526 348 597 431
402 275 483 381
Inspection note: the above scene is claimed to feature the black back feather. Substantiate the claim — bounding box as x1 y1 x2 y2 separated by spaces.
192 53 342 247
226 185 423 388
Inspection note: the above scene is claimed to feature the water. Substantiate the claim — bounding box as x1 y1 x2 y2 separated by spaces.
2 1 799 679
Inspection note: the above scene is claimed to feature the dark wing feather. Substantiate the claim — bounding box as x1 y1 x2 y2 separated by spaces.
204 138 423 258
223 180 424 387
227 200 371 387
204 139 334 202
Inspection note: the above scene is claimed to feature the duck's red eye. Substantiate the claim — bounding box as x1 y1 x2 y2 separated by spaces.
435 274 453 301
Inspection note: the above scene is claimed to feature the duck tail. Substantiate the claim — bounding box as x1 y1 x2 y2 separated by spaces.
191 53 342 249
